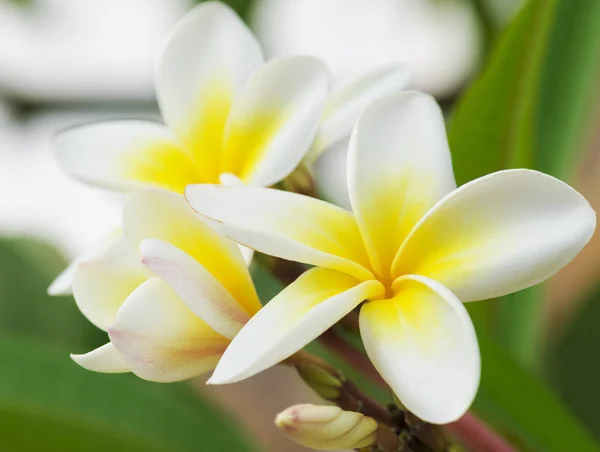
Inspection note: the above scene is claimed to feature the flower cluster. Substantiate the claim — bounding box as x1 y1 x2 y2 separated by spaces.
50 0 595 440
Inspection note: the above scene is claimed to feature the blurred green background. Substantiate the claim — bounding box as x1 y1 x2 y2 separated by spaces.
0 0 599 450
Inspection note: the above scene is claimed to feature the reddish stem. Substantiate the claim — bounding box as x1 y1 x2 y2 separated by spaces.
448 413 516 452
320 330 387 386
320 329 517 452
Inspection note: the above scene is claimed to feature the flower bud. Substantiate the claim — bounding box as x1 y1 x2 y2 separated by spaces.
275 404 378 450
295 361 343 400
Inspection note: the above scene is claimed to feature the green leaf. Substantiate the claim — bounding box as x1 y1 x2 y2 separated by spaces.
0 335 257 452
535 0 600 176
546 283 600 441
0 237 105 350
447 0 600 367
449 0 600 182
474 332 600 452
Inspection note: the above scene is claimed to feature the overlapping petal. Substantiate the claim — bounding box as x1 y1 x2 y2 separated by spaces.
209 267 384 384
393 170 596 302
124 189 261 315
307 65 411 163
54 120 197 193
109 278 230 382
221 56 329 186
348 92 456 278
140 238 252 339
156 1 263 183
360 275 479 424
185 185 373 280
71 343 130 374
72 237 147 331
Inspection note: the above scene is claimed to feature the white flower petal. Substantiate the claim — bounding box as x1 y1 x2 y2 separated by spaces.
140 238 250 340
221 56 329 186
54 120 197 192
307 64 411 163
71 343 130 374
209 267 384 384
156 1 263 183
109 278 229 383
48 262 77 297
72 238 147 331
394 169 596 301
239 245 254 265
185 185 373 281
48 229 122 296
313 139 352 209
124 189 261 315
348 92 456 276
360 275 480 424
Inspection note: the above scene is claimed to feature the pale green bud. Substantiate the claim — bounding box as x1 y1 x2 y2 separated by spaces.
295 361 343 400
275 404 378 450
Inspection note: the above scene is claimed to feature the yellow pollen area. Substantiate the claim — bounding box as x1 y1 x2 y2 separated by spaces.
124 77 287 190
123 140 201 194
358 166 438 285
123 78 233 191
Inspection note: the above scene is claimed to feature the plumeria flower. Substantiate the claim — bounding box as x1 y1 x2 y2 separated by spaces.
48 0 408 296
186 91 596 423
70 188 262 382
52 1 409 194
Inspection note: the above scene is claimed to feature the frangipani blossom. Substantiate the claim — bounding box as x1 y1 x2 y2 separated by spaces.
70 188 261 382
186 92 596 424
52 1 409 194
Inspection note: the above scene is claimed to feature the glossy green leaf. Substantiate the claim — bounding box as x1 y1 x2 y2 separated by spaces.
0 335 257 452
448 0 600 367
